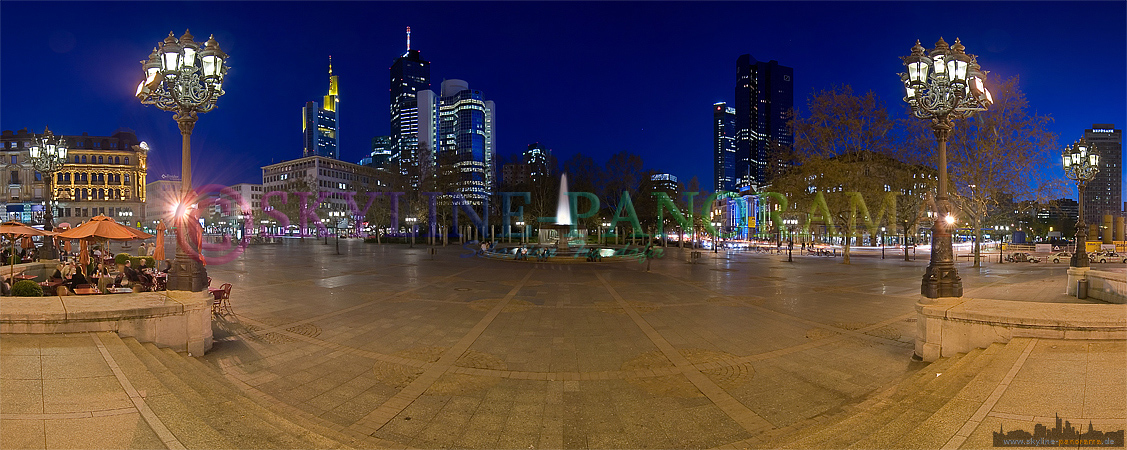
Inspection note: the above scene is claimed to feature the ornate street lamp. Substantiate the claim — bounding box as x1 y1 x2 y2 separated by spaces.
29 126 68 259
1062 139 1100 267
136 30 228 292
901 38 993 298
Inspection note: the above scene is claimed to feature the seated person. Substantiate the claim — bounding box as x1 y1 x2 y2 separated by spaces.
63 263 88 292
51 264 65 280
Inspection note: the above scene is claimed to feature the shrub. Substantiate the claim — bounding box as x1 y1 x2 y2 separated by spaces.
12 280 43 297
114 253 132 265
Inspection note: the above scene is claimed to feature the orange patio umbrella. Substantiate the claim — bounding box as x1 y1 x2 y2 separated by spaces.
79 239 89 268
0 221 55 285
153 221 167 261
57 215 153 241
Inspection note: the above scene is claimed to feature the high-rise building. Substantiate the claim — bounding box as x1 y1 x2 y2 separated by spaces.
389 27 432 176
439 79 496 203
303 58 340 159
1082 124 1122 223
651 173 680 199
713 102 737 193
361 136 393 168
524 143 551 182
734 55 793 192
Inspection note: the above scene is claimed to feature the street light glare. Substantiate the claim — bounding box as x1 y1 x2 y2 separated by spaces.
945 214 956 225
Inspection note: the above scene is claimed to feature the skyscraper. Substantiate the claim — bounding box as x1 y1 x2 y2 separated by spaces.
360 136 392 168
524 143 551 182
302 57 340 159
734 55 793 192
389 27 431 175
713 102 737 193
1083 124 1123 223
439 79 496 203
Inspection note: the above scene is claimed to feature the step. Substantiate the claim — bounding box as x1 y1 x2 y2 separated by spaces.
847 348 988 449
897 339 1032 449
778 352 971 449
151 344 347 449
94 333 232 449
131 340 321 449
173 352 389 449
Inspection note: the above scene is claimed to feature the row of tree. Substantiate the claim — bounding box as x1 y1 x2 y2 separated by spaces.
772 76 1060 264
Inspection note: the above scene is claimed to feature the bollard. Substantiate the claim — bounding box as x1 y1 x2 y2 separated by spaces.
1077 279 1089 299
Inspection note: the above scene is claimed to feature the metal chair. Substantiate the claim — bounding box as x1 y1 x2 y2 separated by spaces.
212 283 232 315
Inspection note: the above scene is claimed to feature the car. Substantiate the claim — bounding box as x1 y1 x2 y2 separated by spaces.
1006 252 1040 263
1050 251 1072 263
1093 251 1126 263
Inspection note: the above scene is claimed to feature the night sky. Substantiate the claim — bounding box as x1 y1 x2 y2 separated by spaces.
2 2 1124 199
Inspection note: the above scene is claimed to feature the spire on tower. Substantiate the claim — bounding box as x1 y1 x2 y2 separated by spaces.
328 55 333 76
406 26 411 51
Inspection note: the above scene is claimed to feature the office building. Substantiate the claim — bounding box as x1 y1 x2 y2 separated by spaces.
1 128 148 226
262 156 383 232
713 102 737 193
1082 124 1122 224
303 58 340 159
651 173 680 199
501 163 530 188
439 79 496 203
389 28 433 179
524 143 551 182
361 136 393 168
144 175 182 227
734 55 793 192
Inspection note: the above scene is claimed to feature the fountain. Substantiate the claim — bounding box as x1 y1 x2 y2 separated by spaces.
538 173 586 250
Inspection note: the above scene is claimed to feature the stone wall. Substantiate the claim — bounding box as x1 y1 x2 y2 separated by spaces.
915 297 1126 361
0 291 213 355
1067 267 1126 304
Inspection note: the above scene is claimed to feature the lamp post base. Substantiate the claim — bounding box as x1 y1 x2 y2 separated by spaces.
921 264 963 298
166 252 208 292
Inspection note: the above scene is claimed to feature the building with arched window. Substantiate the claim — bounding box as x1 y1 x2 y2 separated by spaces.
0 128 147 226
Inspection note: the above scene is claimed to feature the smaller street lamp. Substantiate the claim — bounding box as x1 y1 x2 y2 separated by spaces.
516 221 525 244
405 216 417 248
29 126 68 259
1062 139 1099 267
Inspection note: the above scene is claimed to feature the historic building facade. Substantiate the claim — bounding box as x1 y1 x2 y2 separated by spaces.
1 128 148 226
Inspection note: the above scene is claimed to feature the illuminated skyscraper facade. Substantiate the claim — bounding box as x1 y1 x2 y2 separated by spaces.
713 102 737 193
524 143 551 182
439 79 496 203
302 58 340 159
1083 124 1123 223
389 30 432 175
734 55 792 192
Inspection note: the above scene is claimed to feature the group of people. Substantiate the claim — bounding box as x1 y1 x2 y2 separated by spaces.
1 246 38 264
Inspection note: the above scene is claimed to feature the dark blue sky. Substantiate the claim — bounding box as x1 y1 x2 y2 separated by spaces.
2 2 1124 198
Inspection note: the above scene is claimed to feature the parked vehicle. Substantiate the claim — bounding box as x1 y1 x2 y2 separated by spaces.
1006 252 1040 263
1050 252 1072 263
1090 251 1126 264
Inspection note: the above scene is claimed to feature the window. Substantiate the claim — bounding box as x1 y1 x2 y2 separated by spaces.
34 172 41 182
110 142 117 149
10 155 16 164
81 156 87 163
124 157 129 165
10 171 18 184
75 156 80 163
98 156 103 164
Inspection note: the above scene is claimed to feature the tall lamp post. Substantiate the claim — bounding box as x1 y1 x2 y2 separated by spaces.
29 126 67 260
136 30 228 292
1062 139 1099 267
901 38 993 298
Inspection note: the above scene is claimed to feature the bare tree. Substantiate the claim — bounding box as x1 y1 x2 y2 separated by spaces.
905 76 1062 266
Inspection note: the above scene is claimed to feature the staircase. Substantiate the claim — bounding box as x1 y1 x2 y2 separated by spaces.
91 332 372 449
760 337 1035 449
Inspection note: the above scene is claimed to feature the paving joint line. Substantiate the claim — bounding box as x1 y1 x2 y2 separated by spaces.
348 267 537 436
594 271 775 435
90 333 186 450
941 338 1038 450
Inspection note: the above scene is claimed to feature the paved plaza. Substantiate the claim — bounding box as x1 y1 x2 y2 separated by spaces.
2 239 1124 449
